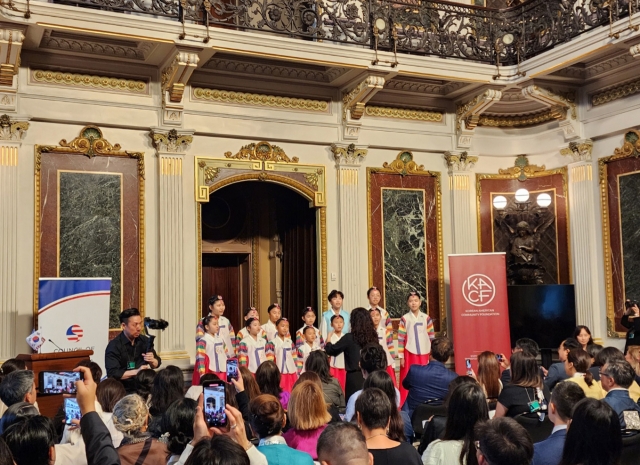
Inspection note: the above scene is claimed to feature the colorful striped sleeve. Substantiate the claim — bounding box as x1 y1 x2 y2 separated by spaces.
195 322 205 342
386 327 396 359
195 339 207 377
426 316 435 340
238 341 249 368
229 324 237 354
319 332 325 349
295 330 303 348
295 348 304 374
265 342 275 362
397 317 407 358
261 329 268 342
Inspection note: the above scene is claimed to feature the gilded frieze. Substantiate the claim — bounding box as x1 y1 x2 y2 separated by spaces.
31 69 148 94
364 105 443 122
192 88 329 112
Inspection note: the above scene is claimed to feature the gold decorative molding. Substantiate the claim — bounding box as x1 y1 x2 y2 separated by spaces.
498 155 545 181
192 88 329 112
521 86 576 120
598 130 640 338
342 75 386 121
304 170 322 189
331 143 367 166
371 150 436 177
456 89 502 131
560 139 594 162
161 50 200 103
203 166 219 184
150 128 193 154
478 108 566 128
591 78 640 106
364 105 443 122
444 151 478 173
31 69 148 94
0 29 24 86
33 125 145 327
225 141 299 163
0 114 28 141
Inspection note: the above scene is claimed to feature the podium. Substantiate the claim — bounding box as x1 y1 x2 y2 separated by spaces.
17 350 94 418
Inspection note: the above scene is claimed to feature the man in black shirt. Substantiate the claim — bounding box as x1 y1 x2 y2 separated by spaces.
105 308 161 392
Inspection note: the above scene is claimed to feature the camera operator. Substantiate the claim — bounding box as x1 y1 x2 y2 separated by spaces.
622 299 640 355
105 308 161 392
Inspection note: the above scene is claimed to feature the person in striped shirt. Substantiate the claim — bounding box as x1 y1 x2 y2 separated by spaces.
238 318 268 374
398 291 435 405
196 295 236 356
370 307 397 387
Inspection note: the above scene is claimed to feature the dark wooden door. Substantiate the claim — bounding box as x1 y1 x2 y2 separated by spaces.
201 253 251 334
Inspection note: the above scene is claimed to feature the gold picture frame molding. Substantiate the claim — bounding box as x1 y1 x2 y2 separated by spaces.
599 129 640 338
366 150 446 334
194 142 328 319
33 125 146 334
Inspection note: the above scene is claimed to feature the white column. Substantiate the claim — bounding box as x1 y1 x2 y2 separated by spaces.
152 129 194 368
331 144 367 310
0 117 28 363
562 140 600 335
445 152 479 253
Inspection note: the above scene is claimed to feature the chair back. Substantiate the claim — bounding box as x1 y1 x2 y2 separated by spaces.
620 430 640 465
513 414 554 443
411 400 446 437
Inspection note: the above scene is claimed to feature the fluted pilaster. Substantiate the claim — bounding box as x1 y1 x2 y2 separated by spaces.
445 151 478 253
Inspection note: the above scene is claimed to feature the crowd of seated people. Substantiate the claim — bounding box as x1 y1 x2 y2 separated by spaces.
2 319 640 465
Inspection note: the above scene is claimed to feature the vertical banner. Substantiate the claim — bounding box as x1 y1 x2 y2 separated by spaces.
449 253 511 375
38 278 111 374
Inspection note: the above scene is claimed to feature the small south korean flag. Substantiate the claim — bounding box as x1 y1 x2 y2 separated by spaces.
26 330 46 351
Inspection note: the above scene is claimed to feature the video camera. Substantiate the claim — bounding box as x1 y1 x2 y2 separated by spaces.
143 317 169 353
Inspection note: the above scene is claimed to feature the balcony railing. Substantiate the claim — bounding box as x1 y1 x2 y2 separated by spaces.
50 0 638 64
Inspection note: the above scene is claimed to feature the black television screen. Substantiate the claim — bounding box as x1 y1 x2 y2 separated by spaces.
507 285 576 350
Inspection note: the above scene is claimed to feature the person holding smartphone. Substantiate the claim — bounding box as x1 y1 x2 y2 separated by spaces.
622 299 640 354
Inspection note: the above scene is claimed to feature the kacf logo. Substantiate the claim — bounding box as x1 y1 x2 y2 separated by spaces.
66 325 84 343
462 274 496 306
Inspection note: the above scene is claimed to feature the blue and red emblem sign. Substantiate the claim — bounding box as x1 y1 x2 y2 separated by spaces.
66 325 84 342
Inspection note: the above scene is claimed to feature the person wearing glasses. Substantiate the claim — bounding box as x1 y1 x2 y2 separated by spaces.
600 359 640 428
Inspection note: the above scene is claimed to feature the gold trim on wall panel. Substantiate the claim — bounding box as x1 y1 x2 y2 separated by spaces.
475 166 571 285
599 129 640 337
192 88 330 112
31 69 149 95
364 106 444 122
197 203 203 322
366 150 446 333
33 125 145 329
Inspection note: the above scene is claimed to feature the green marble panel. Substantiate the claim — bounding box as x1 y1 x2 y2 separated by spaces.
382 188 427 318
59 172 122 327
620 171 640 302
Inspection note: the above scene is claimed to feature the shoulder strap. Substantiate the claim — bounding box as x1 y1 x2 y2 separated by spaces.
134 437 153 465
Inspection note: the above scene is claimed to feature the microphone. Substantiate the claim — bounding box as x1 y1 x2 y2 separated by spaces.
48 339 64 351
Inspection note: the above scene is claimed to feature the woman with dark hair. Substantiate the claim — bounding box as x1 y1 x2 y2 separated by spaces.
355 388 421 465
325 307 380 400
97 378 127 413
134 369 156 404
256 361 289 409
559 398 622 465
159 397 197 465
250 394 314 465
573 325 594 351
362 371 404 442
304 351 345 409
564 349 603 399
240 367 261 401
0 437 13 465
148 365 184 436
422 383 488 465
495 352 550 418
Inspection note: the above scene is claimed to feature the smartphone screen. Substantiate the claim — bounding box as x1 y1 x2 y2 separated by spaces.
203 382 227 428
496 354 503 362
39 371 82 394
227 359 238 382
64 398 81 425
465 358 472 370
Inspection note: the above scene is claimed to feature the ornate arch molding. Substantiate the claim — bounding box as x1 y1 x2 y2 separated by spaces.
195 141 327 313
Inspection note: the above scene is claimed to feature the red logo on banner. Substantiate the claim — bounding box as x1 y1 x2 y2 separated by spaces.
462 274 496 306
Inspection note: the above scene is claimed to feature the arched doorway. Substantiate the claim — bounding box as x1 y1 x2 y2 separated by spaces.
200 182 319 330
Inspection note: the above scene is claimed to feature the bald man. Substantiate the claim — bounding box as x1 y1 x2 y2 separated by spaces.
317 422 373 465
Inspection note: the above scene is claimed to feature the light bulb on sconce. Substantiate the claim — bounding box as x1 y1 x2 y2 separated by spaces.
493 195 508 210
536 193 552 208
515 188 530 203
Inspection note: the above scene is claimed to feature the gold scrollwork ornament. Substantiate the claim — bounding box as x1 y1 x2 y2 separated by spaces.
225 141 299 163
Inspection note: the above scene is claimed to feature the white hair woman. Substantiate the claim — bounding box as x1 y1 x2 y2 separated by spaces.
112 394 166 465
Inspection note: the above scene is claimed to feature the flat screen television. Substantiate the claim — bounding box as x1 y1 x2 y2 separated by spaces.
507 285 576 350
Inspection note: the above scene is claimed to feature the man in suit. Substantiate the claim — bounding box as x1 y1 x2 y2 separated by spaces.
532 381 585 465
401 336 457 418
475 418 533 465
601 359 640 428
544 338 580 391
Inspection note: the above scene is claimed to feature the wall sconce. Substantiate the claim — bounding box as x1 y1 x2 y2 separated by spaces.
493 190 552 210
493 32 526 80
372 17 398 67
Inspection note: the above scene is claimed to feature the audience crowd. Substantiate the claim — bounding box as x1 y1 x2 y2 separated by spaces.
1 294 639 465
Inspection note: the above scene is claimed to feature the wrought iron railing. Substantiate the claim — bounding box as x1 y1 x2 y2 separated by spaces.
49 0 640 65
